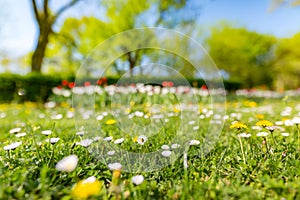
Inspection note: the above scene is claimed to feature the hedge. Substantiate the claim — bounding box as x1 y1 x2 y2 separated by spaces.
0 73 67 103
0 73 242 103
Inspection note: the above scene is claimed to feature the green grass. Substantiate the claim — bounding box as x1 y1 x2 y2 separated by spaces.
0 95 300 199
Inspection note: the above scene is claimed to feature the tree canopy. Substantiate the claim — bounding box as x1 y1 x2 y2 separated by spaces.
206 24 277 88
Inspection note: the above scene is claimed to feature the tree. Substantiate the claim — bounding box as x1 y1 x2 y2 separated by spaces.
273 33 300 90
45 0 198 75
206 24 276 88
30 0 80 72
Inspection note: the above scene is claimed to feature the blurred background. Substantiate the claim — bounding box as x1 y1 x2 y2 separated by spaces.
0 0 300 93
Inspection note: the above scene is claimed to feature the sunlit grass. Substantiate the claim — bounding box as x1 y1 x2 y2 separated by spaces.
0 92 300 199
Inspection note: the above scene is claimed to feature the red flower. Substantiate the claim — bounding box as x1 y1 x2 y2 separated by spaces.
201 85 207 90
62 80 68 86
68 82 75 89
130 83 135 88
101 77 107 82
97 79 103 85
84 81 91 87
162 81 174 87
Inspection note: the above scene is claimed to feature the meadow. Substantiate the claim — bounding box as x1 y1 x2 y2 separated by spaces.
0 84 300 200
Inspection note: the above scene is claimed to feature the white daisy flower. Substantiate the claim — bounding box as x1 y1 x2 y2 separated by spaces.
108 162 122 170
167 113 175 117
41 130 52 135
107 150 116 156
256 132 269 137
114 138 124 144
189 140 200 146
44 101 56 108
82 176 97 184
171 143 180 149
102 112 108 116
3 141 22 151
15 132 27 138
266 126 276 132
284 120 294 126
134 111 144 117
93 136 101 141
76 131 85 136
252 126 262 130
281 132 290 137
137 135 148 145
78 139 93 147
96 115 104 121
193 126 199 130
275 121 284 126
51 114 63 120
55 155 78 172
9 127 21 134
104 136 113 142
161 150 172 157
292 117 300 125
46 137 60 144
238 133 251 138
0 112 6 118
188 120 195 125
161 145 170 150
214 114 221 119
131 175 144 185
66 111 74 118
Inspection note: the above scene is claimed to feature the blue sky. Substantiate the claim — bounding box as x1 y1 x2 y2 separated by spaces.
1 0 300 59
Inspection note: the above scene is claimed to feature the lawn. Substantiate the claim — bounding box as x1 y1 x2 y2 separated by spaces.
0 85 300 199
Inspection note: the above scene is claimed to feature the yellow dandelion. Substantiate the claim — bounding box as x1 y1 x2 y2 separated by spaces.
125 108 131 114
72 176 102 199
256 120 273 127
173 107 181 113
130 101 135 107
255 114 264 119
60 102 69 108
24 102 37 108
132 136 138 142
230 121 248 130
106 119 116 125
198 108 202 113
233 102 239 108
248 101 257 107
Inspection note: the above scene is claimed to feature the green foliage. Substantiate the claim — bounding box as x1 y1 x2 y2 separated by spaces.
0 73 19 102
45 0 193 75
273 32 300 90
0 73 72 103
206 24 277 88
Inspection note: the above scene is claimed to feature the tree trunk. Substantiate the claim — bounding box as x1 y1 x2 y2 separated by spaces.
31 24 51 72
127 51 140 76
